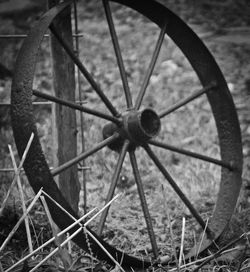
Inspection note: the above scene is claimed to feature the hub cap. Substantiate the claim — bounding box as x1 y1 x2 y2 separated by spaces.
103 108 161 151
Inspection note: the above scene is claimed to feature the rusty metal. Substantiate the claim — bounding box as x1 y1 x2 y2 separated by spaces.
144 144 214 238
33 89 119 123
124 108 161 143
11 0 242 269
112 0 242 255
51 134 119 176
97 140 130 235
135 21 167 110
129 150 159 258
159 82 217 118
49 24 120 118
149 139 235 170
102 108 161 151
102 0 133 108
10 1 150 268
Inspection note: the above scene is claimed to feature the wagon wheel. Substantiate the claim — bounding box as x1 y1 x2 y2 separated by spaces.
11 0 242 269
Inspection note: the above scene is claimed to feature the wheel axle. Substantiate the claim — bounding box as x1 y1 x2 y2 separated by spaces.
102 108 161 151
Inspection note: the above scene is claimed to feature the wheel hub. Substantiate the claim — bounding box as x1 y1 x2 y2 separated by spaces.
103 108 161 151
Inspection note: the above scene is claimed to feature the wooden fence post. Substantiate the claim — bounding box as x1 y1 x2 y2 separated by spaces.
48 0 80 213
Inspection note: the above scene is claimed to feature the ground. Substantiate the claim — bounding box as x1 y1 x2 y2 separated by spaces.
0 0 250 271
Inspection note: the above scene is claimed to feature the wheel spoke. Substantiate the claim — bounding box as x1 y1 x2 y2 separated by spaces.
159 82 217 119
51 134 120 176
33 90 120 125
49 25 120 117
129 151 158 258
97 140 129 235
149 139 234 170
144 144 213 237
135 21 167 110
103 0 133 108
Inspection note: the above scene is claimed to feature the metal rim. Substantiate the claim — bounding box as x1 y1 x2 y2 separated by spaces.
11 0 243 268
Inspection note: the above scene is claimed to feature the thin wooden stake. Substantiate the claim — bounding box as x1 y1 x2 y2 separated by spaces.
29 227 83 272
38 192 123 269
84 227 126 272
168 233 250 272
42 191 121 227
5 205 97 272
40 196 60 246
193 232 249 272
0 188 42 252
84 194 121 226
196 218 209 259
67 232 72 254
0 133 34 216
29 194 122 272
40 195 71 271
178 217 186 267
8 145 33 254
193 230 198 257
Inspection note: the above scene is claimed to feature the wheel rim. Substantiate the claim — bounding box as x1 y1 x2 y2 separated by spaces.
11 0 242 268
